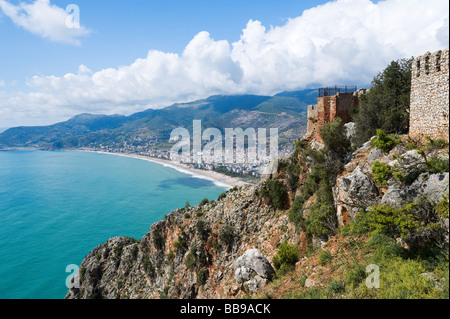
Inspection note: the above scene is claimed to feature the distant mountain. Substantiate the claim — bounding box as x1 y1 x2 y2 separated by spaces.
0 89 318 150
0 128 9 134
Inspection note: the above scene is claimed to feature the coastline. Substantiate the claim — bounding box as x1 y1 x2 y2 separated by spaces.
76 149 250 189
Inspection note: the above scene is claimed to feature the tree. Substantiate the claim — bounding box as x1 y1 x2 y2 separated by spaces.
352 58 413 145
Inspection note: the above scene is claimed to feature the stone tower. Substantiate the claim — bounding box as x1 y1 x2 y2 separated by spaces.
305 86 362 141
409 48 449 142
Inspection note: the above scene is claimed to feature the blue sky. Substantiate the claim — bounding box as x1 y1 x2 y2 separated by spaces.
0 0 330 91
0 0 448 127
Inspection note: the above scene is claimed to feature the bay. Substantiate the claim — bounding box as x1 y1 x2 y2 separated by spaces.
0 150 228 299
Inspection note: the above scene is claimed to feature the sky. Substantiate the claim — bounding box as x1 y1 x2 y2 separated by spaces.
0 0 448 128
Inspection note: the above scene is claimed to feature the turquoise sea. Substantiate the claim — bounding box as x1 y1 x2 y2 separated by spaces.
0 150 228 299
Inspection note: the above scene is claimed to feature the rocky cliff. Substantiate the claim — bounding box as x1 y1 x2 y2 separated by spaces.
66 134 449 299
66 185 298 299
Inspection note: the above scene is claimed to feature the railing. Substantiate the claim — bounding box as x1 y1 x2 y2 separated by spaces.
319 86 357 97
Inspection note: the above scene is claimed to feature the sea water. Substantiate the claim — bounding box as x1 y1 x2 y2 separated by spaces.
0 150 228 299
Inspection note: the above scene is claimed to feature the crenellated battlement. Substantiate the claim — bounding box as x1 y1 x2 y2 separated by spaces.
410 48 449 141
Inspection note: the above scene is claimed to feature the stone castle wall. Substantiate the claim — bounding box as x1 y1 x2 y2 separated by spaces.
410 48 449 141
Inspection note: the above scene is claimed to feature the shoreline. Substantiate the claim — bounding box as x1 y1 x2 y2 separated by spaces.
75 149 250 189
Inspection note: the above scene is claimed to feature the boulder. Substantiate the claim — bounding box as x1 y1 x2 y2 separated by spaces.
334 167 380 226
381 173 449 208
235 249 275 293
408 173 449 203
367 147 385 162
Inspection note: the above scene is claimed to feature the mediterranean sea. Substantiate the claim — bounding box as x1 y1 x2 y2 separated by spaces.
0 150 228 299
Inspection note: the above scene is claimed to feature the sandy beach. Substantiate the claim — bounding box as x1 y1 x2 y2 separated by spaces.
78 149 250 188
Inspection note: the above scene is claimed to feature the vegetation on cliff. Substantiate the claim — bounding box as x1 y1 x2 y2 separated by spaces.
66 58 448 300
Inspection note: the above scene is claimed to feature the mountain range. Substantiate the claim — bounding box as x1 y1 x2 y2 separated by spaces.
0 89 318 151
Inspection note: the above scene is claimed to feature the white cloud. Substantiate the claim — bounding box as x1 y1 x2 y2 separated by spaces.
0 0 448 127
0 80 5 87
0 0 90 45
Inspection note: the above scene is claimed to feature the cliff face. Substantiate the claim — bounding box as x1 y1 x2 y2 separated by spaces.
66 185 298 299
66 135 449 299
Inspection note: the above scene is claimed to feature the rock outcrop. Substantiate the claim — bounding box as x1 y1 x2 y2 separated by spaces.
66 185 297 299
66 135 448 299
235 249 275 294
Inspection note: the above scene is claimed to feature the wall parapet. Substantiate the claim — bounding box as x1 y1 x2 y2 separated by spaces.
410 48 449 141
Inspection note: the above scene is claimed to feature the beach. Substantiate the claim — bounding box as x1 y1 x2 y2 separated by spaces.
78 149 250 189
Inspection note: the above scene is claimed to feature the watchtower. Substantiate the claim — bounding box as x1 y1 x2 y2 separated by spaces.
306 86 360 140
409 48 449 142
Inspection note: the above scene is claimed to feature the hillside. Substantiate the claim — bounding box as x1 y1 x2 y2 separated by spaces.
66 132 449 299
0 90 317 151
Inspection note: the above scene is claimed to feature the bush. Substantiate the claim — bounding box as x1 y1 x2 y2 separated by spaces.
152 229 165 250
286 162 301 195
142 257 155 277
196 269 208 286
185 247 196 269
427 157 449 174
218 192 227 201
371 161 393 186
196 221 210 241
272 241 300 270
345 263 367 288
305 181 337 239
174 231 188 250
184 213 191 219
426 137 449 150
364 197 446 249
219 224 235 247
200 198 209 206
318 250 333 265
288 196 306 230
371 129 400 153
259 179 289 210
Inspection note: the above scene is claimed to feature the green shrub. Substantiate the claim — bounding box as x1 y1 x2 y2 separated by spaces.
427 157 449 173
185 201 191 209
353 58 413 145
371 129 400 153
152 229 165 250
196 220 210 241
218 192 227 201
288 196 306 230
219 224 235 247
306 203 336 239
184 212 191 219
406 142 418 150
286 162 301 195
185 247 196 269
345 263 367 288
272 241 300 270
174 231 188 250
326 279 345 295
142 256 155 277
426 137 449 150
318 250 333 265
259 179 289 210
371 161 393 186
200 198 209 206
196 269 208 286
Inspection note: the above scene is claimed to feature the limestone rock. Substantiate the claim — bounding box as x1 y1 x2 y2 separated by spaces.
235 249 275 293
333 166 380 226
